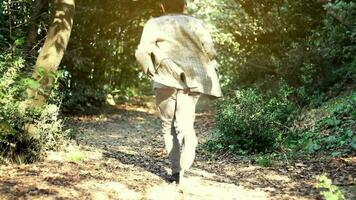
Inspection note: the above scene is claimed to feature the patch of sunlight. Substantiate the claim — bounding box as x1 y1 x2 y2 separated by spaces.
116 103 156 114
79 181 141 200
73 115 111 122
188 168 225 179
46 151 65 161
47 145 102 162
92 192 109 200
264 173 291 182
146 176 268 200
236 166 262 172
135 116 147 121
106 134 122 139
146 183 182 200
115 147 141 156
104 182 142 200
182 176 267 200
67 151 86 162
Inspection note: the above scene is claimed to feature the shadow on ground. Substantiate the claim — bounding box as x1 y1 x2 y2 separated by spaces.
1 101 354 199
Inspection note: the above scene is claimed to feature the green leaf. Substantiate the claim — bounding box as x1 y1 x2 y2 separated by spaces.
327 136 337 143
14 37 25 46
346 130 353 137
25 78 40 90
0 121 15 138
331 152 341 157
307 142 321 153
351 137 356 150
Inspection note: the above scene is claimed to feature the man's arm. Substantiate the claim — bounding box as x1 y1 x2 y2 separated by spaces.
135 20 158 76
195 20 217 60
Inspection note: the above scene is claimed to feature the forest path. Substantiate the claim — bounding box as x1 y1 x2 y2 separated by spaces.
0 98 353 200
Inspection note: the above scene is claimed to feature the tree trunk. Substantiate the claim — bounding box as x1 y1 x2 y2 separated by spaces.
27 0 75 107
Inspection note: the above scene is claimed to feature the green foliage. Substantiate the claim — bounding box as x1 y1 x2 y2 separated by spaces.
207 86 355 157
1 0 37 51
60 0 159 109
66 150 86 162
62 85 108 111
256 155 272 167
316 175 345 200
191 0 356 92
0 52 69 163
1 0 354 162
206 83 298 154
288 91 355 156
195 0 355 157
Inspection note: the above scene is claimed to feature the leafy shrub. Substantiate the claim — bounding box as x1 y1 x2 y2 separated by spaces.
62 85 108 112
256 155 272 167
206 83 298 154
316 174 345 200
0 52 69 163
289 91 355 156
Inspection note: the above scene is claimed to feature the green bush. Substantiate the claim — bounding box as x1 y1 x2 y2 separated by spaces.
201 0 355 157
0 52 69 163
62 85 108 112
288 91 356 156
206 83 298 154
316 174 345 200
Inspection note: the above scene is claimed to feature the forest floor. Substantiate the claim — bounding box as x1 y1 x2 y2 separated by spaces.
0 97 355 200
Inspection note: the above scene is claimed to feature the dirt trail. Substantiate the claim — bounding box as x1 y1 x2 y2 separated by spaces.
0 99 354 200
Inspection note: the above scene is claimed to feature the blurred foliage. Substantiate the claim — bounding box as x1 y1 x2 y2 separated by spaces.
316 174 345 200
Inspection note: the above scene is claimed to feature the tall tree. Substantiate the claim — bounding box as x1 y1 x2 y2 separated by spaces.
27 0 75 107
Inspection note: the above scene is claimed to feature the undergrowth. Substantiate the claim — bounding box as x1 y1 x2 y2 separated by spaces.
0 52 71 163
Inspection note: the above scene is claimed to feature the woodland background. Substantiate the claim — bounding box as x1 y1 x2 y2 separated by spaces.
0 1 355 197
